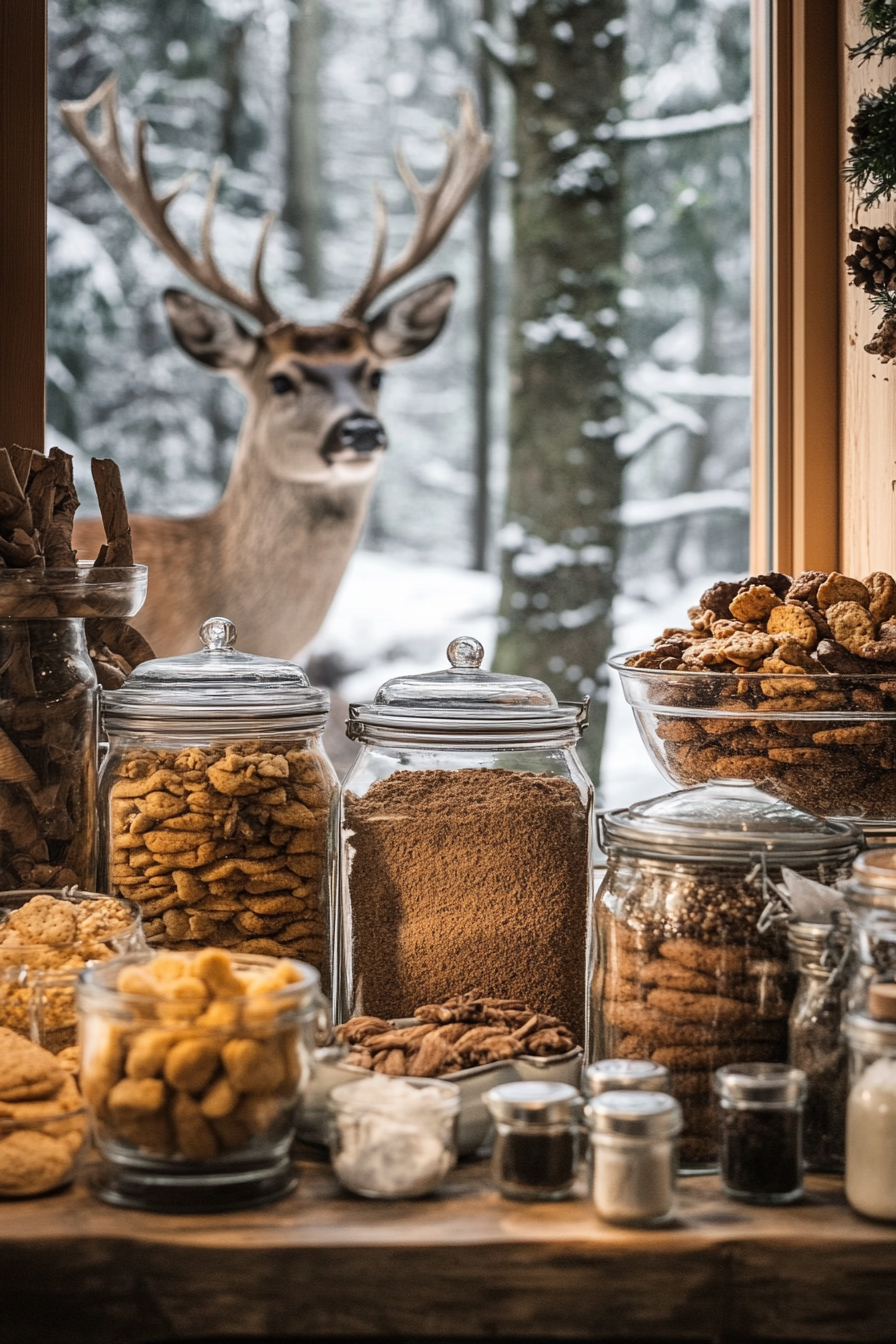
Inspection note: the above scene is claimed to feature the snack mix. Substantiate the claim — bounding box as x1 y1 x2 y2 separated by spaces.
0 893 136 1052
80 948 305 1162
106 743 331 970
0 1026 87 1196
625 569 896 814
337 991 576 1077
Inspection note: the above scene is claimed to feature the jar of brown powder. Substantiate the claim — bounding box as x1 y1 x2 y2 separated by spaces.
337 637 592 1042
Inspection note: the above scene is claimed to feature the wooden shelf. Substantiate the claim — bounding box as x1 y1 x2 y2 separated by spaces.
2 1155 895 1341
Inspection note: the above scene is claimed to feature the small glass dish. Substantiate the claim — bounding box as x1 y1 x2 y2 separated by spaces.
0 1104 89 1199
0 889 143 1052
328 1075 460 1199
0 562 147 619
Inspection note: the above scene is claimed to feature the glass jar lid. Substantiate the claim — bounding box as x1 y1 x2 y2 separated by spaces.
843 1011 896 1054
584 1090 681 1139
714 1063 807 1108
347 636 586 742
600 779 860 865
102 617 329 731
846 849 896 911
484 1081 581 1125
583 1059 671 1098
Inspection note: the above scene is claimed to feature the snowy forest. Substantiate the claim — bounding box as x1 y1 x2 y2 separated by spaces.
47 0 751 802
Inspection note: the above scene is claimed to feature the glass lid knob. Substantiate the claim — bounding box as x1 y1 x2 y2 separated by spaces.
447 636 484 669
200 617 238 651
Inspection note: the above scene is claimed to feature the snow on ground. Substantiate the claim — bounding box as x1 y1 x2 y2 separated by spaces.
303 549 736 810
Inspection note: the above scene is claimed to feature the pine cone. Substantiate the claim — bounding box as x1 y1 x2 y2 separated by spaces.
865 310 896 363
846 224 896 294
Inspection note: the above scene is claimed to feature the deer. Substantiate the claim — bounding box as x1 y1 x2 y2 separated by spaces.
60 77 491 659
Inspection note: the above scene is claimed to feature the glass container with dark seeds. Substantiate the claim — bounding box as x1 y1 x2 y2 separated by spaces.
715 1063 807 1204
485 1081 581 1201
787 916 851 1171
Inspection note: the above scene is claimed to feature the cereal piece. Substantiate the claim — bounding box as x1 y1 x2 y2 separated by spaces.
659 939 748 976
221 1037 286 1093
170 1090 219 1160
759 677 820 697
767 747 830 764
729 585 782 623
107 1076 167 1119
681 639 730 668
647 989 751 1023
126 1029 179 1080
698 718 745 737
813 639 870 674
0 1129 75 1196
138 791 189 821
199 1075 239 1119
786 570 827 604
754 691 846 712
864 572 896 624
710 755 779 781
825 601 878 655
233 1093 282 1137
764 603 819 651
817 572 871 611
699 581 740 619
720 631 776 666
163 1038 221 1093
194 947 246 997
812 723 891 745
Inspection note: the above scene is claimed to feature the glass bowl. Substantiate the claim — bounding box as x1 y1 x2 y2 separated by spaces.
0 889 143 1052
0 563 147 619
611 655 896 822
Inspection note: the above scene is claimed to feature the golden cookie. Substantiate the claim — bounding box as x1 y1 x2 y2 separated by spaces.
825 601 878 655
728 585 782 623
659 939 748 976
864 572 896 624
817 572 871 612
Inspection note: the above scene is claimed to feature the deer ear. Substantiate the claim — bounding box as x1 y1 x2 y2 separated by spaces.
163 289 259 371
367 275 456 360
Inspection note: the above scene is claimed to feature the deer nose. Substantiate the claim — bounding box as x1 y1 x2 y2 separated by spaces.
327 415 387 457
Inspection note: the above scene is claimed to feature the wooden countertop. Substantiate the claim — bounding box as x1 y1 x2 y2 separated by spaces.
2 1156 894 1342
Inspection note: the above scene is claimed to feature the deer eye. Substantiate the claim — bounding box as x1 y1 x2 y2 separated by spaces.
270 373 294 395
369 369 384 390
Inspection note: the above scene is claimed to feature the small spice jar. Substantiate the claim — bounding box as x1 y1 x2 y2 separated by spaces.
485 1080 581 1201
715 1063 807 1204
583 1058 671 1098
328 1074 460 1199
844 849 896 1016
843 1009 896 1220
585 1090 681 1226
787 916 850 1172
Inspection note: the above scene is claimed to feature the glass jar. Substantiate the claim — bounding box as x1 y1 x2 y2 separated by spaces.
583 1058 671 1098
0 564 147 890
98 617 336 993
78 947 325 1211
592 780 860 1172
787 916 851 1172
585 1089 681 1226
338 637 592 1043
844 849 896 1017
715 1063 807 1204
485 1080 581 1201
328 1074 460 1198
843 1012 896 1221
0 887 143 1051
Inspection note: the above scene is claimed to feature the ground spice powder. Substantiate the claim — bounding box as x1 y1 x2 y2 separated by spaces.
343 767 590 1041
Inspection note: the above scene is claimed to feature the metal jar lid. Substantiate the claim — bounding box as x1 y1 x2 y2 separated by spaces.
584 1090 682 1139
583 1059 671 1098
845 849 896 912
600 779 861 866
843 1011 896 1053
714 1063 807 1108
484 1081 581 1126
102 617 329 733
347 637 587 744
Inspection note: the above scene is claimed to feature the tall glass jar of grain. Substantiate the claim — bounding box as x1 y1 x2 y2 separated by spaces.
98 618 336 990
591 780 860 1172
337 637 592 1043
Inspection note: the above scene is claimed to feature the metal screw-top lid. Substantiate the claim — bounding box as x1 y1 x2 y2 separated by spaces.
869 982 896 1024
583 1059 671 1098
347 637 588 743
843 1010 896 1054
846 848 896 912
102 617 329 732
584 1090 682 1139
714 1063 807 1108
600 779 860 865
484 1081 581 1126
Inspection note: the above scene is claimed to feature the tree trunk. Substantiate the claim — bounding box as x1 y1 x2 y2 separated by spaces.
493 0 626 786
285 0 324 298
472 0 495 573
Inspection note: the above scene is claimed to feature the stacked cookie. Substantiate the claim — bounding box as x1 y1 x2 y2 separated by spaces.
0 1027 87 1196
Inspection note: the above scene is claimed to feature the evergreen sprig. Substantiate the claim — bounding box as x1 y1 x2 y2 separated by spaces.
845 87 896 206
849 1 896 64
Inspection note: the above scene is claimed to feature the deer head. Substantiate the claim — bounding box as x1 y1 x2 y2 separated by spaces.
60 77 492 488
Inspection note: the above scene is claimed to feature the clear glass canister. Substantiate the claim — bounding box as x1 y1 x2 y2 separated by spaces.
0 564 147 890
715 1063 807 1204
843 1011 896 1221
328 1074 460 1199
844 849 896 1017
585 1089 681 1226
338 637 592 1044
99 618 336 992
787 916 851 1172
592 780 861 1172
485 1080 582 1201
78 947 326 1211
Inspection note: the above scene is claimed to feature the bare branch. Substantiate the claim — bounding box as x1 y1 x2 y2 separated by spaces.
59 76 281 328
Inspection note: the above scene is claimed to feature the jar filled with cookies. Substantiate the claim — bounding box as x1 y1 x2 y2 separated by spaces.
591 780 861 1172
98 618 336 992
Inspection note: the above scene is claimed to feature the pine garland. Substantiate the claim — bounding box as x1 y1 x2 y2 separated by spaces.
849 1 896 64
845 88 896 206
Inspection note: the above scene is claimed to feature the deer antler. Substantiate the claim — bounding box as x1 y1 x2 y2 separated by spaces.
60 76 281 328
342 88 492 321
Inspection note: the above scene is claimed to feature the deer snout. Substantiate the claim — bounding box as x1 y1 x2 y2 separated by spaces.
323 415 387 462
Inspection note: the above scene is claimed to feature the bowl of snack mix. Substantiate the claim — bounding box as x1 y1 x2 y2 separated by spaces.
611 569 896 823
0 890 143 1052
0 1026 88 1197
